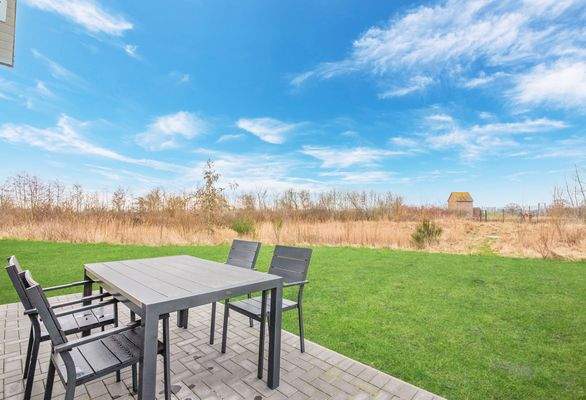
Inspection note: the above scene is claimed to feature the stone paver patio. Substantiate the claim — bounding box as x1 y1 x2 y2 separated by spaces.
0 294 445 400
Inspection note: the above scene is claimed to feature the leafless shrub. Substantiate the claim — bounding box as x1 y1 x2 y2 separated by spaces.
0 163 585 259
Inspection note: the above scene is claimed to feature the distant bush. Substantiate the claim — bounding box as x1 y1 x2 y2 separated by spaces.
231 217 256 236
411 219 442 249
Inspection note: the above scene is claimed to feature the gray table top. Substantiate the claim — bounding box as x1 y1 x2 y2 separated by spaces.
84 255 283 312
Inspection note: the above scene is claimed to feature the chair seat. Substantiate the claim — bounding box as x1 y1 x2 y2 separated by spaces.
40 305 116 340
54 327 164 385
228 296 298 320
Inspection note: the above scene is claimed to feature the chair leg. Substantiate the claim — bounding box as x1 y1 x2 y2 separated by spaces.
24 334 40 400
162 315 171 400
100 286 105 332
210 302 216 344
43 361 55 400
131 364 138 393
23 326 33 379
298 303 305 353
247 293 253 327
221 300 230 354
64 382 76 400
257 290 267 379
114 302 121 382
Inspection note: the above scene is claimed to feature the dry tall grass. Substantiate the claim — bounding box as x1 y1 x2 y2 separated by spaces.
1 168 585 260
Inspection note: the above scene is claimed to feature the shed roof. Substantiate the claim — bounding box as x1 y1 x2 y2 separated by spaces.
448 192 473 202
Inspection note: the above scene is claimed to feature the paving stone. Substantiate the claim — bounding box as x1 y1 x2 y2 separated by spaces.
1 294 445 400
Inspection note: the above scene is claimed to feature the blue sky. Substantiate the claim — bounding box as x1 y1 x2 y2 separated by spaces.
1 0 585 206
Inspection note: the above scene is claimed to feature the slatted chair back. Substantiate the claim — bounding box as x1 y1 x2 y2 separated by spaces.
5 256 34 311
226 239 261 270
268 245 312 284
22 271 68 345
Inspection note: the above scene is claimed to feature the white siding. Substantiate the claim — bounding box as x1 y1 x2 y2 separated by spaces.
0 0 16 67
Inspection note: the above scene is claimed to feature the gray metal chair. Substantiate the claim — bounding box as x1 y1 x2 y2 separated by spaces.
22 270 172 400
208 239 261 343
221 245 312 378
5 256 118 400
176 239 261 335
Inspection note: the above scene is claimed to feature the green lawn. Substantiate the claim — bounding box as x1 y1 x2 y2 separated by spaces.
1 239 584 400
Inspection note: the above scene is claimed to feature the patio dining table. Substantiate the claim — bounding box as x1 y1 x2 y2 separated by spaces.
83 254 284 399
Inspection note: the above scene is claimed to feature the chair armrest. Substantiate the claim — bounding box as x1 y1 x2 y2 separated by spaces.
54 299 117 317
283 280 309 288
51 292 112 309
44 280 92 292
53 321 141 353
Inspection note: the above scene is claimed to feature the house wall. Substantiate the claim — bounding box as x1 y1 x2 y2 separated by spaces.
448 201 473 217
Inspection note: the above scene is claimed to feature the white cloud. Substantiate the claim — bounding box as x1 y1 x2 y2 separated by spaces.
236 117 299 144
0 78 18 101
136 112 207 151
426 113 454 124
320 170 394 184
0 115 184 172
291 0 584 106
35 81 54 97
24 0 132 36
427 117 568 160
390 136 420 148
533 136 586 159
467 118 568 135
512 60 586 109
123 44 139 59
189 149 324 192
479 111 495 120
379 76 433 98
31 49 86 88
463 71 508 88
341 130 360 138
301 146 405 168
216 134 244 143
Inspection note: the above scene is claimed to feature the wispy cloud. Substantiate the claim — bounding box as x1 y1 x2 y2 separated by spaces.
0 115 184 172
426 113 454 124
190 149 323 192
216 134 244 143
236 117 300 144
123 44 140 59
533 136 586 159
379 76 433 98
24 0 132 36
511 60 586 109
291 0 584 107
136 111 207 151
31 49 87 88
463 71 508 88
320 170 394 184
301 146 405 168
426 117 569 160
35 81 55 98
169 72 191 85
390 136 420 148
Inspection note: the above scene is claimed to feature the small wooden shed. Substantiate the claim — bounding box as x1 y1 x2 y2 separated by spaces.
448 192 473 217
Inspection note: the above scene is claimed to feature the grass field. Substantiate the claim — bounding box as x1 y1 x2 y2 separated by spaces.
1 239 584 400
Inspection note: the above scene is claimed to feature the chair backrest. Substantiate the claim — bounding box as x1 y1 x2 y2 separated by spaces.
226 239 261 270
5 256 33 311
268 245 312 284
22 270 67 345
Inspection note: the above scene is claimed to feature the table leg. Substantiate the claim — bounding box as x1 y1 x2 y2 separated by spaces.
267 285 282 389
177 309 188 328
81 271 93 337
138 308 159 400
